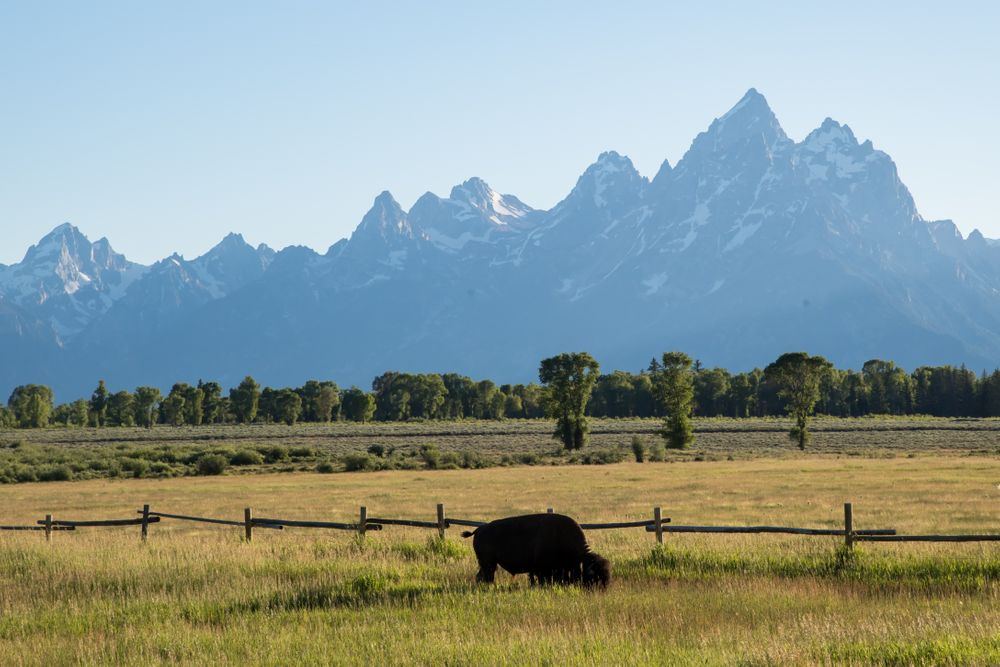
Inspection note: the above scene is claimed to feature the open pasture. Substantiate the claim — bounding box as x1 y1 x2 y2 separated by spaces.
2 416 999 484
0 455 998 665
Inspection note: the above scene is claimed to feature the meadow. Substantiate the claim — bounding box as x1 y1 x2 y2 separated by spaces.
2 416 999 484
0 449 997 665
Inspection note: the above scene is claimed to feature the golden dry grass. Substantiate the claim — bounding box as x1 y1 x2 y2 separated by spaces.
0 456 997 665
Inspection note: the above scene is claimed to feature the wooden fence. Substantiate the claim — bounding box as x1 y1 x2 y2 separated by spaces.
3 503 999 551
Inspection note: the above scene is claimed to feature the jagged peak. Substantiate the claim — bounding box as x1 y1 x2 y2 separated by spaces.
651 159 672 185
367 191 405 219
355 190 410 238
802 118 859 152
695 88 788 151
446 177 532 222
205 232 250 253
192 232 257 266
34 222 87 248
929 219 962 238
20 223 93 266
45 221 81 237
578 151 641 183
413 191 442 207
719 88 771 121
561 151 645 211
966 229 1000 248
449 176 493 202
592 150 632 170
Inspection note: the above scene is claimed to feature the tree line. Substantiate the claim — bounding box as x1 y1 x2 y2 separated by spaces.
3 355 999 432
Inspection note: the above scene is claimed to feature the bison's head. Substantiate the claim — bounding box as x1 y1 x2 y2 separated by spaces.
582 552 611 589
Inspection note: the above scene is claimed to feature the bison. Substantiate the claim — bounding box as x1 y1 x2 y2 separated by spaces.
461 513 611 588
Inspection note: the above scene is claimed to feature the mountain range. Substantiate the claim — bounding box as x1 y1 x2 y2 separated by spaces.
3 88 999 401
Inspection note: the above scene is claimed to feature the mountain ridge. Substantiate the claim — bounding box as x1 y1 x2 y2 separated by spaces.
3 89 1000 400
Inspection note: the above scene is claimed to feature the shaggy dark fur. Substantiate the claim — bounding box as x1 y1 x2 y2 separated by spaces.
461 513 611 589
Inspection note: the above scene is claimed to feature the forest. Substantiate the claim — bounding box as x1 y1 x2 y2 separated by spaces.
3 354 998 430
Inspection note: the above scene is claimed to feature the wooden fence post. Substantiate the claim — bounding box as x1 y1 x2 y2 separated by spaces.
44 514 52 543
244 507 253 543
436 503 446 539
358 506 367 537
844 503 854 551
140 504 150 542
653 507 664 545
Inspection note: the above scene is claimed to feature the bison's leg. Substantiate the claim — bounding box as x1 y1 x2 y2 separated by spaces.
475 556 497 584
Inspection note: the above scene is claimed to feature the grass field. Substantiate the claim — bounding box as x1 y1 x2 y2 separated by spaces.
0 451 998 665
3 416 1000 484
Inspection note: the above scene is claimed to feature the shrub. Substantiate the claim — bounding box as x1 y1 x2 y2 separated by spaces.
648 440 667 462
153 449 179 463
38 465 73 482
261 446 289 463
182 450 209 465
316 461 336 474
631 436 646 463
343 453 373 472
439 451 462 470
289 446 314 459
149 462 176 476
392 457 422 471
419 444 440 470
195 454 229 476
230 450 264 466
121 458 151 478
367 444 386 458
460 450 487 469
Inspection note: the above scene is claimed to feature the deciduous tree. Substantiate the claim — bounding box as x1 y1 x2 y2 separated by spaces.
8 384 53 428
89 380 109 427
539 352 601 450
653 352 695 449
341 387 376 422
230 376 261 424
133 387 162 428
764 352 832 449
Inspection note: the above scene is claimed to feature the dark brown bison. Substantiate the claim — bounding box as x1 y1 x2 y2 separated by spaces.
461 513 611 588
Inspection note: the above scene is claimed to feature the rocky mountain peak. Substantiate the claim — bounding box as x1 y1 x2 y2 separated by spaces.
698 88 789 151
565 151 646 211
447 177 532 224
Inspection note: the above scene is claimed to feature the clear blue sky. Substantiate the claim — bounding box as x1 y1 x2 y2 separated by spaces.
1 2 997 265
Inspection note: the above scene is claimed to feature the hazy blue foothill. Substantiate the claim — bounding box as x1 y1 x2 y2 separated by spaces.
2 90 1000 400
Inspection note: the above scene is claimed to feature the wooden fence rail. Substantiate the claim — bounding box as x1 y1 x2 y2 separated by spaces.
143 510 284 529
369 518 440 528
253 518 382 531
444 518 487 528
644 526 894 536
856 534 1000 543
580 519 668 530
6 502 998 554
40 517 161 528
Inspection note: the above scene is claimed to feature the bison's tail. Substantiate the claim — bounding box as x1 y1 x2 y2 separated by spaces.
460 529 477 538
